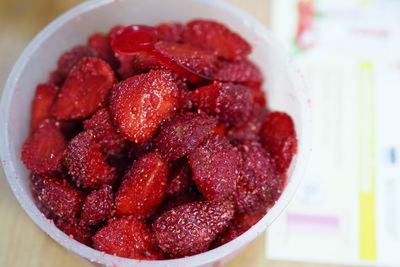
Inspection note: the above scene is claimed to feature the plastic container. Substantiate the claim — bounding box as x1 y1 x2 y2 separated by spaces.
0 0 311 266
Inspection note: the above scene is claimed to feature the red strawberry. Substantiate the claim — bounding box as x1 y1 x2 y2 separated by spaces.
214 59 263 87
64 131 117 190
59 120 84 141
234 208 266 227
115 53 162 80
83 108 126 156
190 82 253 127
166 158 194 197
53 45 95 85
184 20 251 61
260 112 297 173
188 134 241 201
30 83 58 132
155 41 218 77
248 86 267 106
80 184 114 226
156 112 217 161
213 123 228 137
52 57 116 120
234 142 282 213
210 220 249 248
55 218 93 246
31 174 84 219
115 151 168 217
93 216 161 259
127 139 155 161
88 33 119 69
227 104 268 144
156 22 184 42
110 70 178 143
152 200 234 256
21 119 66 174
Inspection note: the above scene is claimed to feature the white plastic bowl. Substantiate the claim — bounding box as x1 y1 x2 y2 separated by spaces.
0 0 311 266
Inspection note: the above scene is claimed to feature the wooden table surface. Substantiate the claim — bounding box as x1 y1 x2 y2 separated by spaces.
0 0 350 266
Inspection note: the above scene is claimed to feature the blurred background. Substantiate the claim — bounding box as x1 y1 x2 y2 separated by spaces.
1 0 399 266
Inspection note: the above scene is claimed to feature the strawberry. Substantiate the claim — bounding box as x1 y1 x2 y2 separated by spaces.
156 22 184 42
64 131 117 190
115 53 162 80
152 200 234 256
55 218 94 246
166 158 194 197
155 41 218 77
127 139 155 161
188 134 241 201
52 57 116 120
88 33 119 70
260 112 297 173
184 20 251 61
190 82 253 127
80 184 114 226
115 151 168 217
248 86 267 106
83 108 126 157
109 70 178 143
30 83 58 132
213 123 228 137
234 142 282 213
156 112 217 161
214 59 263 87
59 120 83 141
31 174 84 219
21 119 66 174
210 220 249 248
93 216 161 259
53 45 95 85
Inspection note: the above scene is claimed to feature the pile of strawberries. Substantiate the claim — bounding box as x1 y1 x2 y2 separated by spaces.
21 20 297 259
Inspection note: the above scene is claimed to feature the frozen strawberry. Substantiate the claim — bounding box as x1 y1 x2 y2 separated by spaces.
110 70 178 143
59 120 83 141
249 86 267 106
114 54 135 80
83 108 126 156
31 174 84 219
156 22 184 42
227 104 268 144
55 218 93 246
127 139 155 161
190 82 253 127
30 83 58 132
184 20 251 61
156 112 217 161
52 57 116 120
260 112 297 173
211 220 249 248
234 208 266 227
213 123 228 137
80 184 114 226
93 216 161 259
54 45 95 84
234 142 282 213
166 158 194 197
64 131 117 190
214 59 263 87
22 119 66 174
155 41 218 77
152 200 234 256
88 33 119 69
115 151 168 217
188 134 241 201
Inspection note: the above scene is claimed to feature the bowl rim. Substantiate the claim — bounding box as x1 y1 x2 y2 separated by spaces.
0 0 312 266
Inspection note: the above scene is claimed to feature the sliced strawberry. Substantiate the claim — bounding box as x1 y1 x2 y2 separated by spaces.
155 41 218 77
83 108 126 156
64 131 117 190
115 151 168 217
188 134 241 201
30 83 59 132
21 119 66 174
260 112 297 173
156 112 217 161
55 218 94 246
210 220 249 248
31 174 84 219
156 22 184 42
190 82 253 127
213 123 228 137
214 59 263 87
80 184 114 226
127 139 155 161
88 33 119 69
59 120 83 141
152 200 234 256
110 70 178 143
52 57 116 120
166 158 194 197
184 20 251 61
93 216 162 259
115 53 162 80
248 86 267 106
